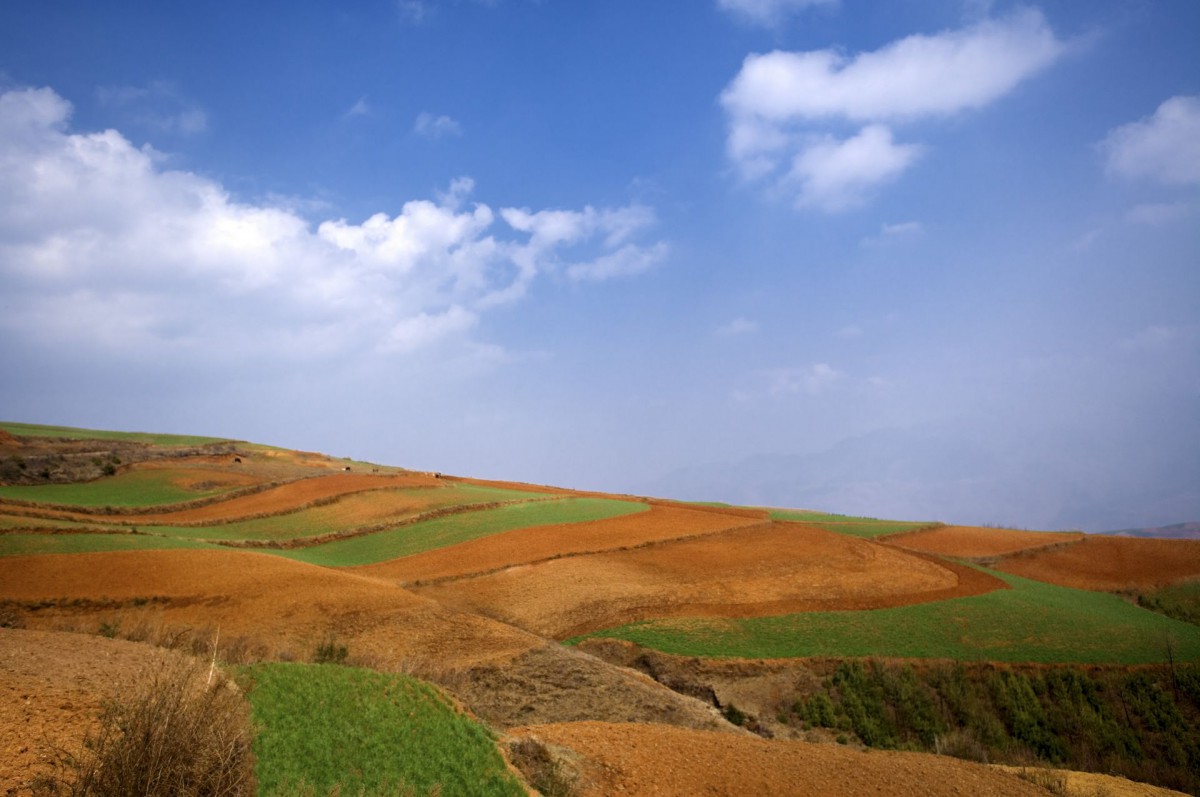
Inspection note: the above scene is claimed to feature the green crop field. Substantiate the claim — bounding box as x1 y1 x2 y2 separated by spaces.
768 509 936 538
0 533 222 557
270 496 649 567
0 421 231 447
123 483 549 543
569 570 1200 664
242 662 526 797
0 469 242 508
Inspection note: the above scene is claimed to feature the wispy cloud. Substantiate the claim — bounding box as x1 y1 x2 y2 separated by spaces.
0 87 663 362
861 219 925 246
734 363 844 401
721 8 1066 211
95 80 207 135
716 317 759 337
414 111 463 139
716 0 836 28
343 96 371 119
1100 95 1200 185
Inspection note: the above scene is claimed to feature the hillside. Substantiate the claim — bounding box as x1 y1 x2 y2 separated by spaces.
2 422 1198 796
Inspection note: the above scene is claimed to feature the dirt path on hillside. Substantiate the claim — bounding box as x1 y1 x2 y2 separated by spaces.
994 535 1200 590
355 502 767 585
415 523 1005 639
506 721 1052 797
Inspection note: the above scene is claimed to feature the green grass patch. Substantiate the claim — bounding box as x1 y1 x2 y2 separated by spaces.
569 570 1200 664
241 662 526 797
271 497 648 567
0 421 230 447
1133 580 1200 627
0 469 239 508
0 533 222 556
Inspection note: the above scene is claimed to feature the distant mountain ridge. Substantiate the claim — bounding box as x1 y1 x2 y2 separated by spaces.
1095 522 1200 540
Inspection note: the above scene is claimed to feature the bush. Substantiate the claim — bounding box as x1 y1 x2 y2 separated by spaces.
313 634 349 665
38 658 257 797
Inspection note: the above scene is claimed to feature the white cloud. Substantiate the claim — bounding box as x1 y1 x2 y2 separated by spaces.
414 111 462 139
722 9 1062 122
0 86 663 361
499 203 665 285
716 0 836 28
720 8 1065 210
1101 95 1200 185
716 317 759 337
788 125 922 211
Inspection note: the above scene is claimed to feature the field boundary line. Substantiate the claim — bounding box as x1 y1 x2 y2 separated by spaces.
404 517 775 588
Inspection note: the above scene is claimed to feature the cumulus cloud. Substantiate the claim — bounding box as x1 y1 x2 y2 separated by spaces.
1101 95 1200 185
788 125 922 210
0 86 664 361
721 8 1065 210
716 0 836 27
414 111 462 139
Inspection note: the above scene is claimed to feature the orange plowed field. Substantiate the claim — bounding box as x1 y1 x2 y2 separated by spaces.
356 502 766 584
0 549 541 668
888 525 1084 558
415 523 1005 639
0 629 188 796
36 472 441 524
508 721 1049 797
995 535 1200 591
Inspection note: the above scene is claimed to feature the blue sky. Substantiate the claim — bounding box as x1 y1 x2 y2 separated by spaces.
1 0 1197 530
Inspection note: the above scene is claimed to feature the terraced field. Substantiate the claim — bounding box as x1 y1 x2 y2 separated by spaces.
3 422 1199 797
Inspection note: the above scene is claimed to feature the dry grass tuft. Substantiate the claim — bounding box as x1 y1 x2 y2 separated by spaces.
34 658 256 797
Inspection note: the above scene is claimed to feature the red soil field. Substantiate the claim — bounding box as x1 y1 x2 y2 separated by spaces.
507 721 1052 797
0 549 540 669
887 525 1084 559
414 522 1006 639
0 629 187 795
356 501 766 584
994 535 1200 591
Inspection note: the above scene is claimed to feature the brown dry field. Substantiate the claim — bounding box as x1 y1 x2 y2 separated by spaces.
887 525 1085 558
507 721 1053 797
994 535 1200 591
0 549 538 668
416 522 1006 639
356 501 766 584
0 628 190 796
